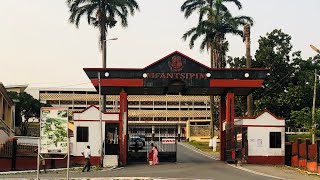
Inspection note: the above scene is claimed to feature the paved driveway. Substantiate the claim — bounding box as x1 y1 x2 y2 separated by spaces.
1 142 316 180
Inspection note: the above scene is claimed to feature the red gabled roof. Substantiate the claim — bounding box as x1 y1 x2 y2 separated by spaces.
235 109 285 120
73 104 119 115
83 51 269 71
142 51 212 70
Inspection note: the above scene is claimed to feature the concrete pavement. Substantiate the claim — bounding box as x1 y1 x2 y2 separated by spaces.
1 142 319 180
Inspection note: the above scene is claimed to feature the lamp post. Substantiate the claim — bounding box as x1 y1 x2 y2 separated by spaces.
310 44 320 144
100 38 118 167
102 38 118 112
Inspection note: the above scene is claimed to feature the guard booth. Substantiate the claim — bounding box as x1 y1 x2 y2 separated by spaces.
84 51 269 165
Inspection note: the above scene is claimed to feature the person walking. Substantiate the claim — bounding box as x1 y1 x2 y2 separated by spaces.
40 158 47 173
151 143 159 165
82 145 91 172
34 148 46 173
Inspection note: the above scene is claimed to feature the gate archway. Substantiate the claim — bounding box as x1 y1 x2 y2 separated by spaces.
84 51 269 165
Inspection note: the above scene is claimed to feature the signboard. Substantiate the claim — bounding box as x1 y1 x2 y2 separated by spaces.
40 107 68 154
162 138 176 144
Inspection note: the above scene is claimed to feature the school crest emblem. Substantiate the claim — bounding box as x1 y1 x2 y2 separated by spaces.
168 56 185 72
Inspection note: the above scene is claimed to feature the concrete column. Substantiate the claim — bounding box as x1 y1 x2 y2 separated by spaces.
119 92 128 165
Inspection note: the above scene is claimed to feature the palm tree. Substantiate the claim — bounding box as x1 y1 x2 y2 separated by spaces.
67 0 139 113
67 0 139 66
181 0 253 139
181 0 252 68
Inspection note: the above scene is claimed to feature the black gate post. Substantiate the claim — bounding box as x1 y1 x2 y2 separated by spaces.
11 138 17 171
51 154 56 169
285 142 292 166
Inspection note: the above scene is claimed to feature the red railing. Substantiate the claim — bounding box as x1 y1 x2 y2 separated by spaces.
308 144 317 161
299 142 306 159
292 142 298 156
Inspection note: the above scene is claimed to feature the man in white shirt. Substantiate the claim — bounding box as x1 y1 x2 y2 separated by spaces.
82 145 91 172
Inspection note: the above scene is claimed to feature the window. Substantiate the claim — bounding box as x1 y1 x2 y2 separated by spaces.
270 132 281 148
77 127 89 142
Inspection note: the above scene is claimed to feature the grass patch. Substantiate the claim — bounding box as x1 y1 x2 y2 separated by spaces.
188 140 213 152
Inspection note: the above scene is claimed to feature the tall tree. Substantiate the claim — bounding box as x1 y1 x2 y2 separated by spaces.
67 0 139 112
181 0 253 138
228 29 320 130
181 0 252 68
8 92 51 136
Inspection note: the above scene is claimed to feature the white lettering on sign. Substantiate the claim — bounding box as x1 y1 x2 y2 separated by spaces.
162 138 176 144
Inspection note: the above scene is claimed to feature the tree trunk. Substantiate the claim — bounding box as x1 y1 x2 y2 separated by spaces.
100 7 107 113
210 36 223 138
244 24 253 116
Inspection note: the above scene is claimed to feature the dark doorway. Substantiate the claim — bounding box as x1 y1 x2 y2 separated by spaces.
105 123 119 155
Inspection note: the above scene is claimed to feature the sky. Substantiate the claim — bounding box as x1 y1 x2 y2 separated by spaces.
0 0 320 88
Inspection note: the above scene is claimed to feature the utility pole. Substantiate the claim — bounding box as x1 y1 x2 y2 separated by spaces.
102 38 118 112
102 40 107 112
244 24 253 116
312 69 317 144
310 44 320 144
98 72 103 167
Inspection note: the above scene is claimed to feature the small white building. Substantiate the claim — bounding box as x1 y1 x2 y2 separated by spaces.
72 105 120 166
234 110 285 164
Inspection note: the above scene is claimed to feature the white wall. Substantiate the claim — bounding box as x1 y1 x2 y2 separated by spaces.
72 106 120 156
73 107 119 121
72 121 106 157
15 136 38 144
247 127 285 156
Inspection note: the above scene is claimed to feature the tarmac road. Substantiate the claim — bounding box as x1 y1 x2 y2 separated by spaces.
0 143 292 180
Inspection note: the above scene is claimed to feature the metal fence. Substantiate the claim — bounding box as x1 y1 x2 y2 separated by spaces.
0 142 12 158
128 124 177 163
0 142 37 158
16 143 37 157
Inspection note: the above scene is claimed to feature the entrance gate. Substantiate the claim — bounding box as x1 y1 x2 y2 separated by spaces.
84 51 269 165
128 125 177 163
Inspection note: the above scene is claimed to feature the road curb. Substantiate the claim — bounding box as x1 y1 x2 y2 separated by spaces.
0 166 120 175
284 165 320 176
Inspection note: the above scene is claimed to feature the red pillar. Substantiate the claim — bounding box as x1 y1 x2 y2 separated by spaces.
226 93 235 161
220 96 226 161
119 92 128 165
226 93 235 124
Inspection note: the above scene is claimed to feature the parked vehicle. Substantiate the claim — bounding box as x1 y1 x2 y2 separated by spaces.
137 135 146 146
129 137 144 151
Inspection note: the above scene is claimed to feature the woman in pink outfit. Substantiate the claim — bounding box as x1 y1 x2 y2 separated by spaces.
151 143 159 165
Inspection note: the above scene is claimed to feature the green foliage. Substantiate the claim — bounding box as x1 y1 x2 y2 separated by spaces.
181 0 253 68
66 0 139 50
7 91 51 136
290 108 320 131
228 29 320 129
286 134 312 142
